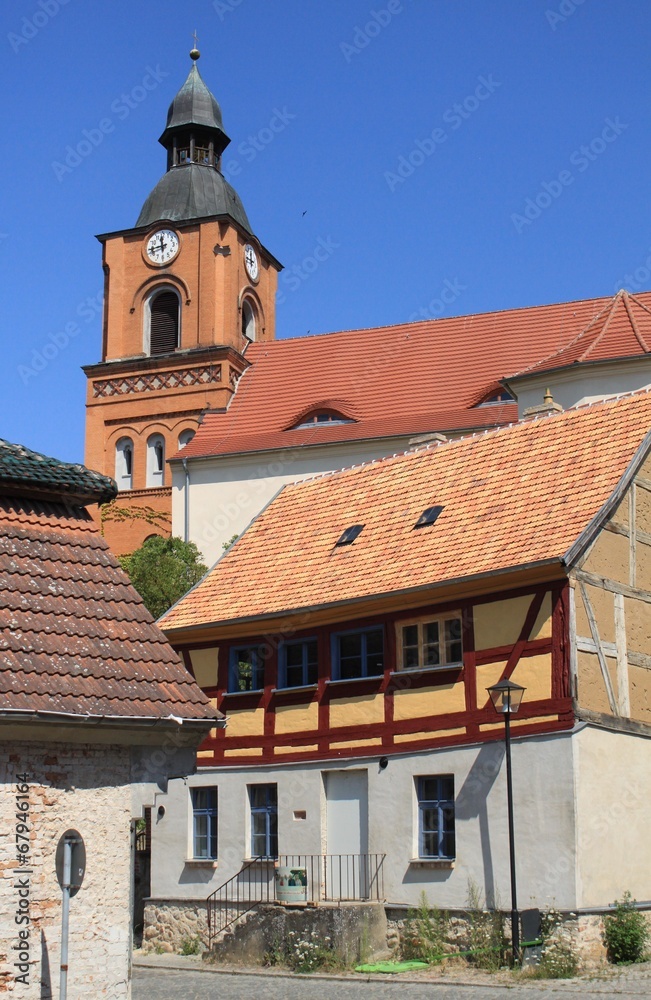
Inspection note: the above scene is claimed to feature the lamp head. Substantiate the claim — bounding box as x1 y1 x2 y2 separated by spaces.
487 678 525 715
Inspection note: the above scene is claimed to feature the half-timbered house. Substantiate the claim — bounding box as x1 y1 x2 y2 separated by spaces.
150 389 651 949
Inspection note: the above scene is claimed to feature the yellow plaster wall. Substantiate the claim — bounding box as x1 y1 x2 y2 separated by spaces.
575 583 615 645
576 651 617 715
394 727 466 743
510 653 552 701
479 714 557 732
476 661 507 708
610 494 629 529
530 592 553 640
275 744 319 755
581 530 629 585
274 701 318 735
330 737 380 749
474 595 532 649
189 647 219 689
624 596 651 656
393 682 465 721
636 482 651 528
329 694 385 729
629 664 651 723
224 748 263 757
637 541 651 586
225 708 265 738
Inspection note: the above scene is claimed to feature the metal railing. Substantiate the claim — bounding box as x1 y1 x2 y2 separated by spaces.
207 853 386 947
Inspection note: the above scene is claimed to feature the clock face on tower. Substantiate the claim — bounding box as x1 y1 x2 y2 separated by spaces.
244 244 259 282
145 229 180 265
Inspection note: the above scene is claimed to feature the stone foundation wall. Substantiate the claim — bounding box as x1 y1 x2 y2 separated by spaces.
141 899 209 953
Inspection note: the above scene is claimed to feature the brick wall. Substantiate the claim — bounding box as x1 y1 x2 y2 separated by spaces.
0 741 132 998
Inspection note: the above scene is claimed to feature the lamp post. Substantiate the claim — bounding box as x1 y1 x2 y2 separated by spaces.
487 678 525 964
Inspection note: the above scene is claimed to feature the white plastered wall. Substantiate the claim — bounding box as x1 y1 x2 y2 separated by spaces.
151 730 579 911
573 724 651 908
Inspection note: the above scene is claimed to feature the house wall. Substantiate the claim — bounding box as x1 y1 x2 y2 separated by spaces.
0 742 132 999
571 457 651 725
574 725 651 909
181 583 571 767
150 729 579 913
174 436 425 565
513 363 651 417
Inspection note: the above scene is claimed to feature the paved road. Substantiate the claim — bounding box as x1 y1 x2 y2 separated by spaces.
132 966 651 1000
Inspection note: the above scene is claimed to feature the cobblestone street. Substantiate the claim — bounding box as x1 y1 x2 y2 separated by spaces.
133 959 651 1000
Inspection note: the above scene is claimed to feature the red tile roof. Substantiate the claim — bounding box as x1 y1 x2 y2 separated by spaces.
0 496 219 723
509 290 651 380
160 390 651 632
175 290 651 462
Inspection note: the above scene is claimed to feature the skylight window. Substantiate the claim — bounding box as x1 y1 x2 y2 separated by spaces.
414 505 444 529
336 524 364 546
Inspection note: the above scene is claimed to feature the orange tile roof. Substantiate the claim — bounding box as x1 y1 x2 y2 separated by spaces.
509 290 651 380
160 390 651 632
175 290 651 462
0 496 220 723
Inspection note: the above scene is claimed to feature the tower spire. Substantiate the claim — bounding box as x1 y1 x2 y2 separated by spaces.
190 30 200 61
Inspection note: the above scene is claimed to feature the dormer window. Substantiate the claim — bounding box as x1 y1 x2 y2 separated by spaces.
476 389 515 406
293 410 353 429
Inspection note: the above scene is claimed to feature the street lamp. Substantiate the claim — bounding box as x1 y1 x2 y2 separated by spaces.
487 678 526 963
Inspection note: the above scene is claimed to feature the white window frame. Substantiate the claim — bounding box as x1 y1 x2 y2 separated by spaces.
115 436 134 491
396 612 463 672
146 433 165 487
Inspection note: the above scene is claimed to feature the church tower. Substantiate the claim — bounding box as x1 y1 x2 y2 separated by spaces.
84 48 281 555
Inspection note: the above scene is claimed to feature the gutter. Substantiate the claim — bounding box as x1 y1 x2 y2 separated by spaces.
0 709 224 729
182 457 190 543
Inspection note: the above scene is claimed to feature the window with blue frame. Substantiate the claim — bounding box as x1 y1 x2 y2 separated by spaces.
417 776 455 859
249 784 278 858
332 627 384 680
229 645 265 692
191 787 218 859
279 638 318 688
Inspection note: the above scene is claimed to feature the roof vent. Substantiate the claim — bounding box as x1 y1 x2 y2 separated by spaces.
336 524 364 546
414 505 444 529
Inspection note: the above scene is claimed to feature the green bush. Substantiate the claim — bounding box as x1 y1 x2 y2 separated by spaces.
179 936 202 956
604 893 650 964
401 892 449 963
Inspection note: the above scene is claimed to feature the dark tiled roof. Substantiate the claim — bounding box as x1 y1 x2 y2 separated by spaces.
136 163 251 231
0 496 219 723
162 63 225 137
0 439 117 506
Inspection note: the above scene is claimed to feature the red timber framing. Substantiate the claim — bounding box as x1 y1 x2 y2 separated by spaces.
177 581 574 767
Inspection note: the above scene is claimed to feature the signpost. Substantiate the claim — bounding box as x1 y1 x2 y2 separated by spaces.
55 830 86 1000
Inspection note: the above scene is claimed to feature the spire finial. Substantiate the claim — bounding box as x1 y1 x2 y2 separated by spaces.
190 30 200 61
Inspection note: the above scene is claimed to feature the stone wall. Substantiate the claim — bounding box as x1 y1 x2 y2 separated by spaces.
141 899 209 954
0 741 132 998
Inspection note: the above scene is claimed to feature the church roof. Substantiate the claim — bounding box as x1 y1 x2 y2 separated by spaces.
508 289 651 381
135 162 252 230
160 389 651 632
175 289 651 462
160 62 226 141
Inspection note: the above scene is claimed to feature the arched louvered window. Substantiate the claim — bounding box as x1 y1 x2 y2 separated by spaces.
241 299 257 342
116 437 133 491
146 434 165 487
148 289 180 356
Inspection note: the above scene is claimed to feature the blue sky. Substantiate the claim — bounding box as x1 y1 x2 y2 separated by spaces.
1 0 650 462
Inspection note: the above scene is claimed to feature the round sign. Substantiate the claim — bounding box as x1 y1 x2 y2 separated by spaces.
55 829 86 897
